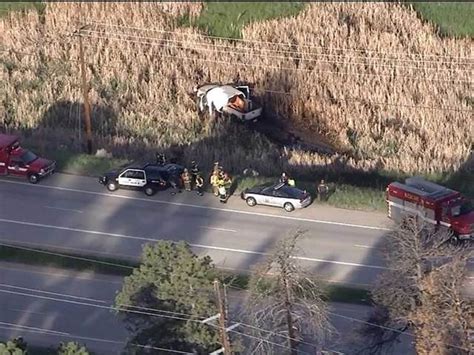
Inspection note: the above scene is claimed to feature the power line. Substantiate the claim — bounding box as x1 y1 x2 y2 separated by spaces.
1 6 472 63
2 46 471 113
0 286 313 354
76 31 473 85
0 320 194 354
86 20 474 62
0 241 134 271
80 27 473 72
225 283 470 352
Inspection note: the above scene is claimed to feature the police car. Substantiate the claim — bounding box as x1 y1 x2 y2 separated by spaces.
241 182 312 212
99 163 184 196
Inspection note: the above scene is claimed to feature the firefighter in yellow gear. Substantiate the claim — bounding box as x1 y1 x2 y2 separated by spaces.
218 172 232 203
210 170 220 196
182 168 192 191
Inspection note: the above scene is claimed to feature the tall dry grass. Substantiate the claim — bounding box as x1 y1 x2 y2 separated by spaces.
1 2 473 177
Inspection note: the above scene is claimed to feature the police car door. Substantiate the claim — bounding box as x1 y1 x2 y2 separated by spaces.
118 169 146 188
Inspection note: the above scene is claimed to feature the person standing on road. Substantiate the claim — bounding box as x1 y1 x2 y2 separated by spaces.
190 160 200 187
169 174 182 195
210 170 220 196
219 172 232 203
195 174 204 196
182 168 192 191
317 179 329 201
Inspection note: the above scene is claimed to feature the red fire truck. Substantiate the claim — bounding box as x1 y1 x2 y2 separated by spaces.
0 134 55 184
386 177 473 241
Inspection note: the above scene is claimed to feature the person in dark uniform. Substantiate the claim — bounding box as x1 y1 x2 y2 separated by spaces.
190 160 200 187
156 152 166 166
279 172 289 185
317 179 329 201
169 174 182 195
195 174 204 196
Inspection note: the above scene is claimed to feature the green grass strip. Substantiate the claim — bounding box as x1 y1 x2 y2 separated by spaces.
0 243 371 305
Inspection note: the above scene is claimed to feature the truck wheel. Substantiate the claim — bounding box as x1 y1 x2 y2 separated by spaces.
28 173 39 184
246 197 257 207
107 182 118 192
283 202 295 212
144 186 156 196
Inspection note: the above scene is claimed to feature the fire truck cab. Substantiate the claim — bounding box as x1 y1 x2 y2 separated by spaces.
386 177 473 241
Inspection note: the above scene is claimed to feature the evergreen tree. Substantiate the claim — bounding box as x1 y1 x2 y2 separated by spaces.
115 241 219 353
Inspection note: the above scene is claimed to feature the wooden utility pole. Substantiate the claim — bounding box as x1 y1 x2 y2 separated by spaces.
78 29 93 154
282 268 298 355
214 279 232 355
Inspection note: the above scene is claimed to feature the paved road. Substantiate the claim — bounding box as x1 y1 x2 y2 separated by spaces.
0 173 393 288
0 263 415 354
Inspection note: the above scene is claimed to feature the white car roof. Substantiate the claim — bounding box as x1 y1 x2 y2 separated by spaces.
205 85 245 111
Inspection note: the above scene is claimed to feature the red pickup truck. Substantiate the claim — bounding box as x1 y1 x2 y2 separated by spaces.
0 134 56 184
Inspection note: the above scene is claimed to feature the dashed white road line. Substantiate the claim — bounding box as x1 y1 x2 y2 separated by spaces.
44 206 83 213
0 179 391 231
0 218 388 270
353 244 374 249
199 226 237 233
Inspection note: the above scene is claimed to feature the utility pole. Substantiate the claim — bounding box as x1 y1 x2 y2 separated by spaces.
214 279 232 355
78 27 93 154
282 267 298 355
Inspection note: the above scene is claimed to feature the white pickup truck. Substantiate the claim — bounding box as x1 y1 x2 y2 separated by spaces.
195 84 263 122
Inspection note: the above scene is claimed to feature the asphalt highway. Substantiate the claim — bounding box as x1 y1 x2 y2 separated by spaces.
0 173 393 288
0 263 415 354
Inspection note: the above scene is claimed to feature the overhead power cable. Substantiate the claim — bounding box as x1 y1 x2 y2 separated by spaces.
1 6 472 63
76 31 473 85
0 320 193 354
79 27 473 72
0 284 313 354
2 47 472 113
86 20 474 62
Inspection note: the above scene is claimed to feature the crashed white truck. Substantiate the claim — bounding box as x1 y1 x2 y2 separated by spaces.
194 84 263 122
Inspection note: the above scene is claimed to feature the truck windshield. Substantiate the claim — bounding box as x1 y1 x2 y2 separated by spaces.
21 151 38 164
452 200 473 217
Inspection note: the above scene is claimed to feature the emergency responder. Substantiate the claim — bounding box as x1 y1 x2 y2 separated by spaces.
279 172 289 184
195 174 204 196
182 168 192 191
210 170 220 196
317 179 329 201
219 172 232 203
190 160 200 188
156 152 166 166
169 174 182 195
213 161 220 175
288 177 296 187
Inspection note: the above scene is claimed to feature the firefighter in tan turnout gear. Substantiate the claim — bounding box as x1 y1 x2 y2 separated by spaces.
182 168 192 192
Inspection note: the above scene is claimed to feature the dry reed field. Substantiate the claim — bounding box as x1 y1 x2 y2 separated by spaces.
1 2 473 179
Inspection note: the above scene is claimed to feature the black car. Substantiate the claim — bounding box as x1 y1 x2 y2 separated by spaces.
99 163 185 196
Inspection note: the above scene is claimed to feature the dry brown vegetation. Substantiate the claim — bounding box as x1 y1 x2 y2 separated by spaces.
371 220 472 354
1 2 473 177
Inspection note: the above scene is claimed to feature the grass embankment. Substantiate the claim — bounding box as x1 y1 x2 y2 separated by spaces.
0 243 371 305
410 2 474 38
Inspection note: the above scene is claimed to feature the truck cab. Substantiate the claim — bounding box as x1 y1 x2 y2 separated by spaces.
387 177 473 241
0 134 56 184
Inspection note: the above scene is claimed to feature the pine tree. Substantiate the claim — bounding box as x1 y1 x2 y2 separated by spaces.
115 241 220 353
